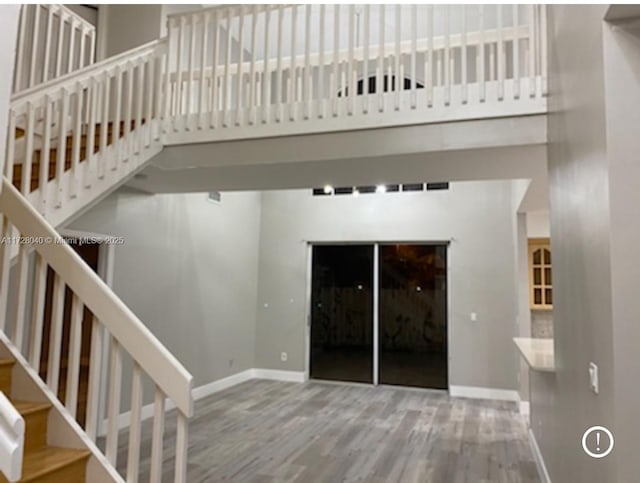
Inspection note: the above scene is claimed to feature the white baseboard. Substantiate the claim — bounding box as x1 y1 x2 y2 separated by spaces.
449 385 520 402
98 368 306 436
529 428 552 483
99 369 255 436
520 401 530 416
251 369 306 383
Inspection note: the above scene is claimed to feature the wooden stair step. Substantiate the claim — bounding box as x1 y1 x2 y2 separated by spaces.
10 118 144 193
0 359 15 395
0 446 91 483
13 401 52 451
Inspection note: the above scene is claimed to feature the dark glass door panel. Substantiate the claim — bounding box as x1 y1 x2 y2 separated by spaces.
378 244 448 389
310 245 374 383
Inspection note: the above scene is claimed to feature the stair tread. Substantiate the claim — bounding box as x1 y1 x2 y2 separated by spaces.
0 359 15 367
19 446 91 482
12 400 52 416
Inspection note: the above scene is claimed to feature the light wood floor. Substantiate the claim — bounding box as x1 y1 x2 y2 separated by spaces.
108 380 540 483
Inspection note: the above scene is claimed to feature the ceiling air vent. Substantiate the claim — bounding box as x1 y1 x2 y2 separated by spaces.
426 182 450 191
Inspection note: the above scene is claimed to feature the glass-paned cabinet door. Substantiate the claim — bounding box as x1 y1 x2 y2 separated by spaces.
529 239 552 310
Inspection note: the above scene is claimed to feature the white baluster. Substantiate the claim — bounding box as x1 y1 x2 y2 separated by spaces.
303 5 311 120
149 387 165 483
222 8 232 127
528 4 536 98
85 318 104 441
84 81 96 188
461 5 468 104
378 5 385 112
541 5 548 96
55 8 65 78
5 111 15 181
112 67 122 170
317 5 325 119
105 336 123 465
174 16 185 129
28 253 47 369
513 5 520 99
127 363 144 483
479 5 486 102
209 10 220 128
347 5 355 116
21 102 35 195
289 5 297 121
427 5 434 107
249 6 258 125
362 5 370 114
164 18 174 124
497 5 505 101
124 62 134 161
40 98 52 209
261 7 271 124
99 71 110 176
12 242 29 352
68 20 77 74
444 6 450 106
198 13 209 129
15 5 28 91
146 57 155 146
235 5 246 126
65 293 84 418
175 412 189 483
0 217 11 332
29 5 41 88
275 6 284 123
47 273 65 395
410 5 417 109
55 89 69 208
394 6 401 110
71 82 83 197
333 5 340 117
135 61 145 156
43 6 54 83
186 14 196 129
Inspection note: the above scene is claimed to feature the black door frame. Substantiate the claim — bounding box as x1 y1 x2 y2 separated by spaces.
306 241 450 389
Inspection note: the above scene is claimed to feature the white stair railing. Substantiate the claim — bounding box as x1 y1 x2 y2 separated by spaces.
164 4 547 140
6 39 166 224
14 4 97 94
0 177 193 482
0 391 24 483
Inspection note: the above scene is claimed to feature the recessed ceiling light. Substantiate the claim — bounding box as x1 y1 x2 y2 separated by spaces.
376 184 387 194
323 184 334 194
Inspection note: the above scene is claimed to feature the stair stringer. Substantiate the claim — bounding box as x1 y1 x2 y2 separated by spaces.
0 332 123 483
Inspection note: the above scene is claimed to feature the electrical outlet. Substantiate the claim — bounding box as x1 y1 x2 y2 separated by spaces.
281 352 288 362
589 362 599 394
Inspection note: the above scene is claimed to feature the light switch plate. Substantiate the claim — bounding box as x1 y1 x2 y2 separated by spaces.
589 362 599 394
470 312 478 322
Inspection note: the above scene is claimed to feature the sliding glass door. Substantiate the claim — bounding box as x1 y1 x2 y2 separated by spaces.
309 243 448 389
378 244 448 389
310 245 374 383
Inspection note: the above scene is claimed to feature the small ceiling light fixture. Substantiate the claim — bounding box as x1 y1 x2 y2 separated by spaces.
323 184 334 195
353 188 360 197
376 184 387 194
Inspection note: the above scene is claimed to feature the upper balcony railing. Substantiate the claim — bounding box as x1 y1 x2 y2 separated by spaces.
13 4 96 94
164 4 547 143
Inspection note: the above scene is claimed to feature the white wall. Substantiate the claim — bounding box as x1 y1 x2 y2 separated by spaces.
254 181 521 391
68 188 262 390
526 210 550 238
536 5 615 482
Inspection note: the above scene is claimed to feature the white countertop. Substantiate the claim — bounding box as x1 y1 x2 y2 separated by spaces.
513 337 555 372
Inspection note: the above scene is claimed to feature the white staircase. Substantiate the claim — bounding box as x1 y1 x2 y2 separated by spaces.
0 4 549 482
